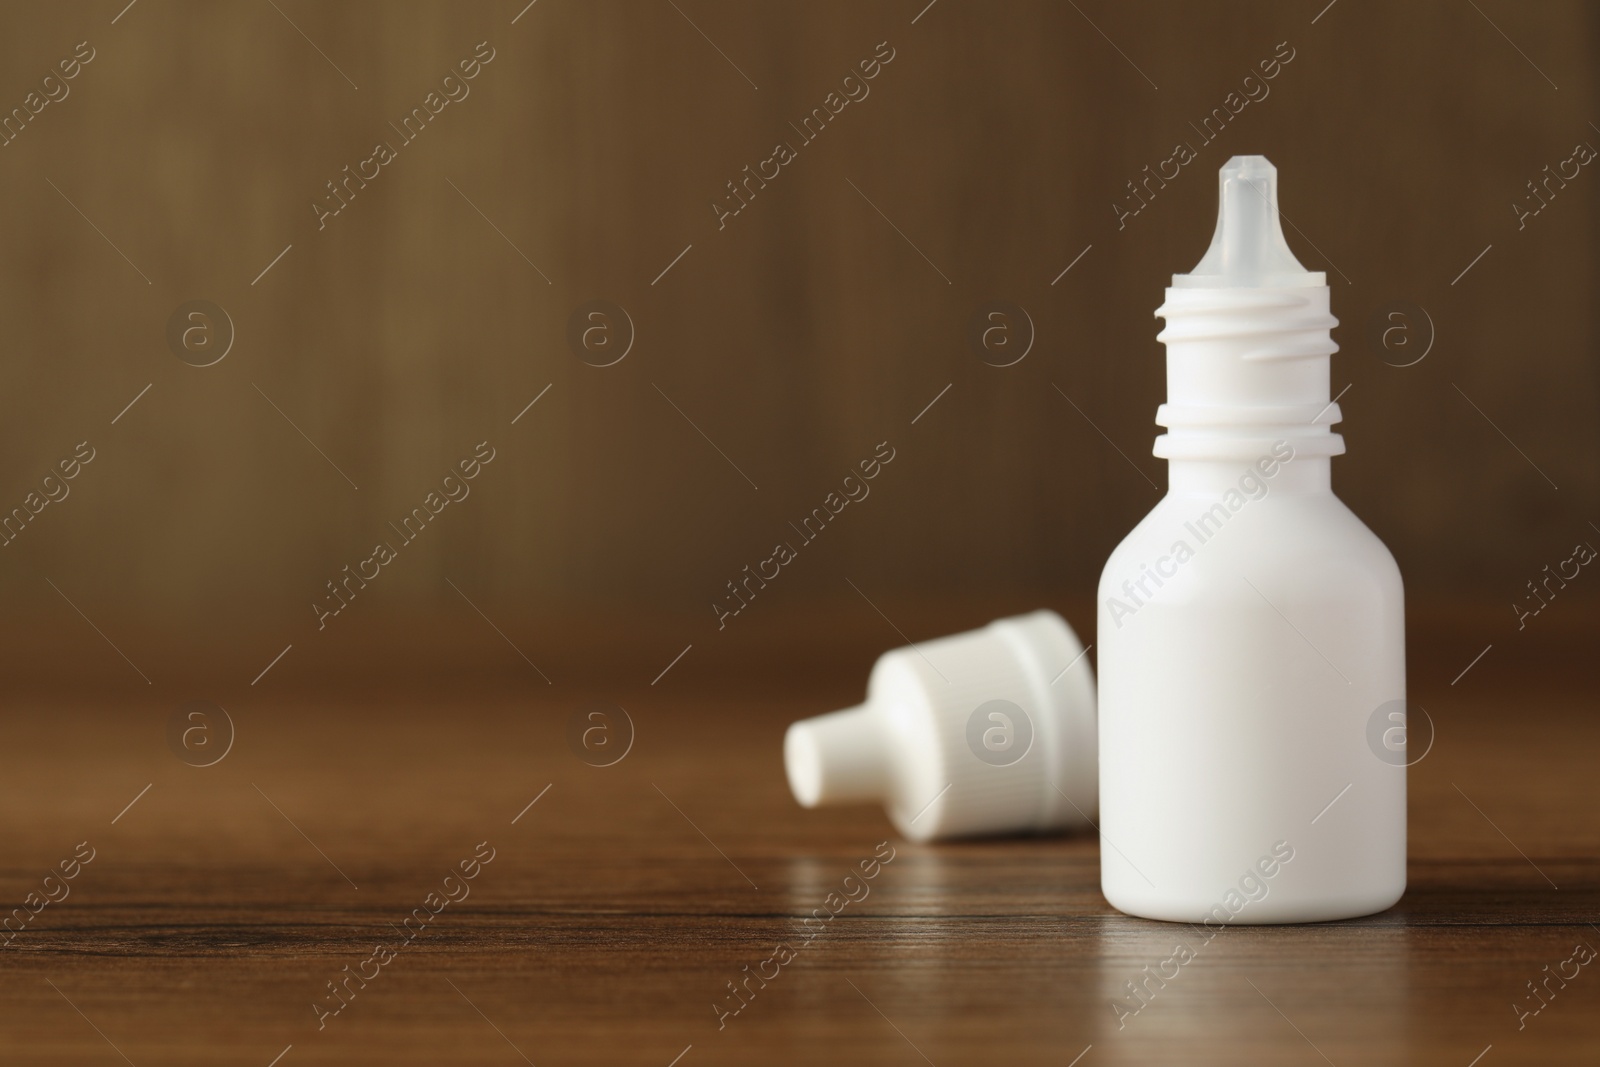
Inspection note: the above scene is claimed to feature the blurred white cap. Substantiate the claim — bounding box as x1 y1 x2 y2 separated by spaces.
783 610 1097 842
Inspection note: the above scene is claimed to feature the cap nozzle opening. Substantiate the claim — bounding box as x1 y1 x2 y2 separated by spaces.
784 706 885 809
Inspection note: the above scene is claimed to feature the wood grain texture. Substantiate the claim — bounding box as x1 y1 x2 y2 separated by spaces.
0 0 1595 1061
1 612 1596 1066
0 0 1594 655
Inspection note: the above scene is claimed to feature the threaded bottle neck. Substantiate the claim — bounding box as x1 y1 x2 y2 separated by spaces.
1153 285 1342 464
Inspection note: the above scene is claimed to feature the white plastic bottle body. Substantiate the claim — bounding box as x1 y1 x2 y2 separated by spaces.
1097 460 1406 923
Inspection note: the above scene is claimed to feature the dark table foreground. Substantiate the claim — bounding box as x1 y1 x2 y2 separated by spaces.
1 625 1596 1066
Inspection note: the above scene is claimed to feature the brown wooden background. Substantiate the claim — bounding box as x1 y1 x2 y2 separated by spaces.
0 0 1593 689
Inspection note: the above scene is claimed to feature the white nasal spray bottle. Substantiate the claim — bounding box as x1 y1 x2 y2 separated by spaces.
783 610 1097 843
1098 156 1406 923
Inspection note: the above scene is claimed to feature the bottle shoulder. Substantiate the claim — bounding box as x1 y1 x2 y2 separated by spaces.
1098 489 1402 600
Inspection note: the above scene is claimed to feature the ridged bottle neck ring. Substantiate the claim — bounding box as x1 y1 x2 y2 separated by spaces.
1153 285 1342 462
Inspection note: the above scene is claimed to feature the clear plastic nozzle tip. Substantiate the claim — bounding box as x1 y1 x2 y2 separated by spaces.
1173 155 1322 288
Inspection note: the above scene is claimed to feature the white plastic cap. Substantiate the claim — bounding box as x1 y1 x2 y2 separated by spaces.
783 610 1097 842
1173 155 1323 289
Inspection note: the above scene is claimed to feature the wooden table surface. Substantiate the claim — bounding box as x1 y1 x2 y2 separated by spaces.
2 608 1596 1066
